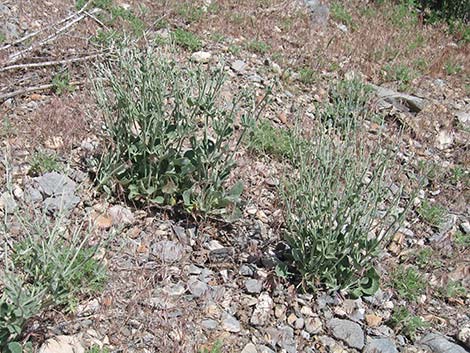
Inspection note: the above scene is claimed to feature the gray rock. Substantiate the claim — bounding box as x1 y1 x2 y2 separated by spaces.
278 325 296 353
304 0 330 26
43 194 80 214
201 319 218 330
241 343 257 353
35 172 76 197
364 338 398 353
305 317 323 334
251 293 273 326
328 318 365 349
257 345 275 353
0 192 17 213
152 240 184 263
457 324 470 349
245 279 263 294
239 264 254 277
231 60 247 73
371 84 426 113
190 51 211 63
460 221 470 235
222 312 241 333
420 333 467 353
108 205 134 225
455 111 470 126
187 278 208 298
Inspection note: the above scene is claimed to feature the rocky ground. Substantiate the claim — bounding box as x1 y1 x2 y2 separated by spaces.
0 0 469 352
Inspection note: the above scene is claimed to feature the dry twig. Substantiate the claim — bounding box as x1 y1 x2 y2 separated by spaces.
0 81 83 101
0 54 103 73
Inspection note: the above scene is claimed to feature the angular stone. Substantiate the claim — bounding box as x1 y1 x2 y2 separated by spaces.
364 338 398 353
328 318 365 349
241 343 258 353
152 240 184 263
222 312 241 333
38 335 84 353
0 192 17 213
371 84 426 113
201 319 218 330
245 279 263 294
35 172 76 197
187 278 208 298
191 51 211 63
43 194 80 214
231 60 246 73
251 293 273 326
108 205 134 225
420 333 467 353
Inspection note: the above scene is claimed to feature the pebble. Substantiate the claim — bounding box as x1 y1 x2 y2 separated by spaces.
38 335 84 353
245 279 263 294
190 51 212 63
460 221 470 234
187 278 208 298
241 343 258 353
231 60 247 73
239 264 255 277
305 317 323 334
420 333 467 353
152 240 184 263
458 324 470 348
201 319 218 330
328 318 365 349
251 293 273 326
364 338 398 353
222 312 241 333
0 192 17 213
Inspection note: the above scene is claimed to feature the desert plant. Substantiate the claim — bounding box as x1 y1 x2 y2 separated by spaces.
172 29 203 51
388 307 429 339
318 79 373 131
29 151 61 176
0 210 106 350
391 265 426 301
247 120 297 160
93 46 265 217
282 117 409 296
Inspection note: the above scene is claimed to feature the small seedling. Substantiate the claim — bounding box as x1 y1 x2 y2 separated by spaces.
391 266 426 302
415 248 433 269
176 3 204 23
330 2 354 27
298 67 316 85
172 28 203 51
87 345 110 353
388 307 429 339
247 120 296 160
52 70 74 95
246 40 270 54
454 231 470 247
200 341 223 353
29 151 61 176
417 200 447 228
444 61 463 75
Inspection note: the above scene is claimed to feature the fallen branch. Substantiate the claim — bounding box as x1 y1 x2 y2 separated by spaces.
0 81 83 101
0 1 92 52
0 53 102 73
5 8 99 66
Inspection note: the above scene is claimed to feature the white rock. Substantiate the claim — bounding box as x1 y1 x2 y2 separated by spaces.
436 130 453 150
38 335 84 353
191 51 212 63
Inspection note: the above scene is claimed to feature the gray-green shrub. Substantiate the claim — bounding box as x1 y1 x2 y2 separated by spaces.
93 46 261 217
0 211 106 351
282 96 409 296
